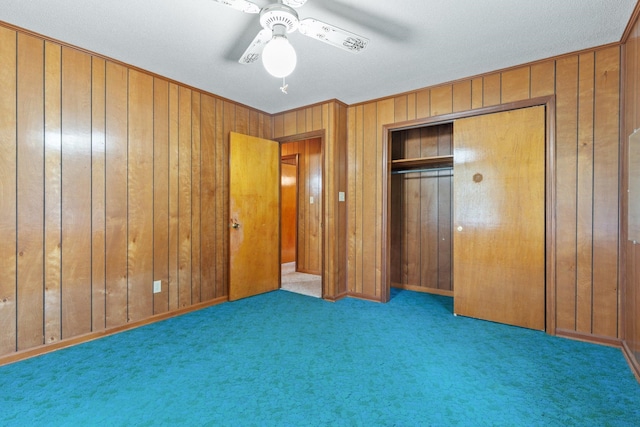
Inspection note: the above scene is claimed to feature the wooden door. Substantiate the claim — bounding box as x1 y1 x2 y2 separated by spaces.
453 106 545 330
229 132 280 301
281 156 298 264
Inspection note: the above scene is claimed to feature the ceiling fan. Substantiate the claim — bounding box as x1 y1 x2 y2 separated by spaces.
213 0 370 79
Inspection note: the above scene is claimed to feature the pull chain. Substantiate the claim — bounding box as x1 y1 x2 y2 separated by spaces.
280 77 288 94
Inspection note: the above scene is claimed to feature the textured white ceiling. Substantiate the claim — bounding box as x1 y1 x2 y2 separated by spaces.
0 0 636 113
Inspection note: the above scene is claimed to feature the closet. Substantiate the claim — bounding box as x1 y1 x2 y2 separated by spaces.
390 123 454 296
389 106 546 330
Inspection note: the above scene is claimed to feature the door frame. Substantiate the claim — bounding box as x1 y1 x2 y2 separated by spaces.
381 96 557 333
280 153 299 267
275 130 326 299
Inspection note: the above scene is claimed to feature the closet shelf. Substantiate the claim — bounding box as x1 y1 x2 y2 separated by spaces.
391 155 453 171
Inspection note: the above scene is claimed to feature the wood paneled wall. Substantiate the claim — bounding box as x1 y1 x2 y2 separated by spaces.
390 124 453 295
0 24 271 359
272 102 348 299
622 3 640 377
282 138 322 274
348 45 621 340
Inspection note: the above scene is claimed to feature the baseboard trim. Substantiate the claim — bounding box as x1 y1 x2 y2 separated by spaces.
346 292 384 303
391 283 454 297
555 328 622 348
621 341 640 383
0 296 228 367
324 291 348 302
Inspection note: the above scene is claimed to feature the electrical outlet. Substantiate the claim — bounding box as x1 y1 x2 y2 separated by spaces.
153 280 162 294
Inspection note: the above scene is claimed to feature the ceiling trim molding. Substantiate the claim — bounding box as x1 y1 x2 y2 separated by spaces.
271 98 347 117
621 0 640 43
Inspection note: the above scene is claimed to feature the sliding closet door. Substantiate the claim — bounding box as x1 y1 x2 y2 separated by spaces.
453 106 545 330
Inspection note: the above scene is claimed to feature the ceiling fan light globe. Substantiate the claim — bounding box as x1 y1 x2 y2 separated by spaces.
262 36 297 78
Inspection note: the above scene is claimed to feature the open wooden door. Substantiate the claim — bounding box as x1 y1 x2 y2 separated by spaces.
453 106 545 330
229 132 280 301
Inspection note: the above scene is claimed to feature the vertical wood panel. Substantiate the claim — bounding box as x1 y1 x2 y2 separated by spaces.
236 105 249 135
214 99 226 298
416 89 430 118
312 105 323 131
592 46 620 337
16 33 44 350
430 85 452 116
437 125 453 291
576 53 595 333
44 40 62 344
105 61 129 328
298 139 308 268
531 61 556 98
347 106 358 293
61 47 92 337
153 78 170 314
273 114 284 139
127 69 154 322
406 93 417 121
310 138 322 273
554 55 579 331
200 94 216 301
91 57 107 330
337 103 348 295
178 87 192 308
420 130 439 288
394 95 408 122
471 78 483 109
361 103 379 296
222 101 236 296
501 67 530 103
296 109 306 134
0 26 16 355
404 131 421 286
362 103 376 295
452 81 471 112
284 111 296 136
191 93 202 303
168 83 180 310
483 74 501 106
376 99 394 297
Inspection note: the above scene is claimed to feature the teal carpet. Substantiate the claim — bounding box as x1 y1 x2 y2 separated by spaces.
1 289 639 426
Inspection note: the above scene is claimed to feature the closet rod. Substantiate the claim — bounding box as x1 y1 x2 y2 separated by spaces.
391 166 453 175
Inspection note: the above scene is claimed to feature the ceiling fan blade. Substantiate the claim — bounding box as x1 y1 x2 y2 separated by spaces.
212 0 260 14
282 0 308 8
298 18 369 53
238 29 272 64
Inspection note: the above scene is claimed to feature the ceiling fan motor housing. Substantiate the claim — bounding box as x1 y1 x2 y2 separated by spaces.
260 3 299 33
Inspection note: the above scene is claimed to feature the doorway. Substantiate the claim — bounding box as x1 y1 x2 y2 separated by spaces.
280 138 323 298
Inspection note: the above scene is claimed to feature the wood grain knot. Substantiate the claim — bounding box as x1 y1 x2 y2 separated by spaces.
473 173 483 183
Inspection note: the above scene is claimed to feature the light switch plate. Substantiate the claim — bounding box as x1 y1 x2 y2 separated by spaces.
310 196 314 204
338 192 345 202
153 280 162 293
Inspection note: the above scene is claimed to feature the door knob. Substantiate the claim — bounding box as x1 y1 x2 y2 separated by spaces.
457 226 463 232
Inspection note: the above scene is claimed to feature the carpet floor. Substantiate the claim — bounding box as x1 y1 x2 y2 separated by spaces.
1 289 639 426
281 262 322 298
